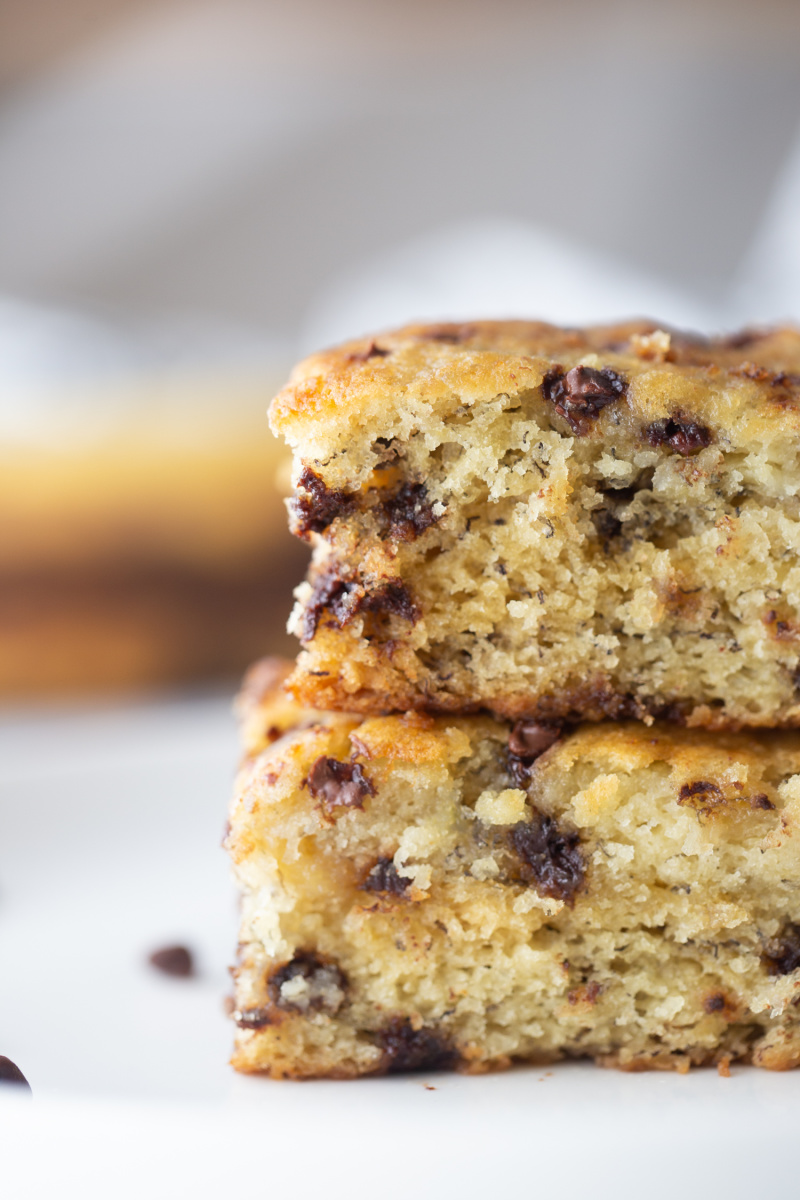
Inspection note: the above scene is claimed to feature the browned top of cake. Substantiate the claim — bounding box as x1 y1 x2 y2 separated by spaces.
270 319 800 450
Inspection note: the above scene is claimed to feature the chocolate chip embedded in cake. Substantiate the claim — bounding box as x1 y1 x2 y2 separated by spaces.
269 319 800 730
226 662 800 1078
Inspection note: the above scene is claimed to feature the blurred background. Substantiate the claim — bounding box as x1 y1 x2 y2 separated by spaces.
3 0 800 701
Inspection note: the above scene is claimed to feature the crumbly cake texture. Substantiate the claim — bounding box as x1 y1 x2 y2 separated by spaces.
270 319 800 729
227 660 800 1079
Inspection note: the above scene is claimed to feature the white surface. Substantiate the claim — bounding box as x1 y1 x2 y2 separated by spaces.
1 696 798 1198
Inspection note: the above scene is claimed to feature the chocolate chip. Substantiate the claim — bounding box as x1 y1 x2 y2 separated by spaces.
425 323 477 344
749 793 775 811
506 721 561 788
290 467 357 538
703 992 726 1013
379 481 439 542
721 329 769 349
763 924 800 976
268 951 348 1014
591 506 623 549
508 720 561 759
377 1018 458 1073
359 579 418 623
646 413 712 456
302 568 351 641
362 857 410 896
0 1056 31 1091
307 756 374 812
234 1007 272 1029
542 365 626 434
303 567 418 642
148 945 195 978
509 810 584 904
348 341 391 361
678 780 724 814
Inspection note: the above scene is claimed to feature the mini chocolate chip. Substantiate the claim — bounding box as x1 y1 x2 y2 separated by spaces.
703 993 726 1014
542 365 626 434
235 1007 272 1029
148 945 195 978
646 413 712 456
290 467 358 538
377 1017 458 1073
359 579 419 623
302 568 353 641
508 720 561 759
721 329 769 349
307 756 375 812
591 506 624 549
268 951 348 1014
362 857 410 896
425 323 477 344
507 753 532 789
510 810 584 904
303 567 418 642
750 793 775 811
379 481 439 542
678 780 724 814
0 1056 31 1091
763 925 800 976
349 341 391 361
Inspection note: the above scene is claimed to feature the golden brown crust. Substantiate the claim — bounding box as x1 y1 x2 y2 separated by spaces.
270 318 800 445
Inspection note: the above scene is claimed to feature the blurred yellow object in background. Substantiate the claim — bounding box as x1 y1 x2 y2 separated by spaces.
0 375 307 699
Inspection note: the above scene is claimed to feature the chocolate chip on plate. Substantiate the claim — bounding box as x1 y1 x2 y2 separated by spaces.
148 944 195 978
0 1056 31 1091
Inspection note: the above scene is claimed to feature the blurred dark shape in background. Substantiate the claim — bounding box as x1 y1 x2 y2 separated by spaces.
1 0 799 700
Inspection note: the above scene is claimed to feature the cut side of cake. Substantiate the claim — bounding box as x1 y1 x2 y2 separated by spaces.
270 319 800 729
226 660 800 1078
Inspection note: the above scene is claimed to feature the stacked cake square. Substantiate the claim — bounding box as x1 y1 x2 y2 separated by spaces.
226 319 800 1077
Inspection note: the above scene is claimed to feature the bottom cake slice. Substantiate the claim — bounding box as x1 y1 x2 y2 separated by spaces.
226 660 800 1078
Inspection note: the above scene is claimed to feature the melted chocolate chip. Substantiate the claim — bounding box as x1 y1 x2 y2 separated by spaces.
750 793 775 811
509 811 584 904
377 1018 458 1073
678 780 724 814
303 568 418 642
148 945 195 978
646 413 712 456
763 925 800 976
362 857 410 896
542 366 626 434
506 721 561 788
508 720 561 759
302 569 353 641
379 481 438 542
268 951 348 1013
307 756 374 812
359 580 418 622
0 1056 31 1091
703 993 727 1014
290 467 357 538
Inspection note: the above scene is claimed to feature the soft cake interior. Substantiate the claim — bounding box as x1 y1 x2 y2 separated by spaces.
227 665 800 1078
271 321 800 728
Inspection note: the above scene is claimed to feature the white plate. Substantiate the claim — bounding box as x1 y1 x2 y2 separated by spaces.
1 695 798 1198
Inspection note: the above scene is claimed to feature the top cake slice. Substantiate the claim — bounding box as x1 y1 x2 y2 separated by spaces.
270 319 800 729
